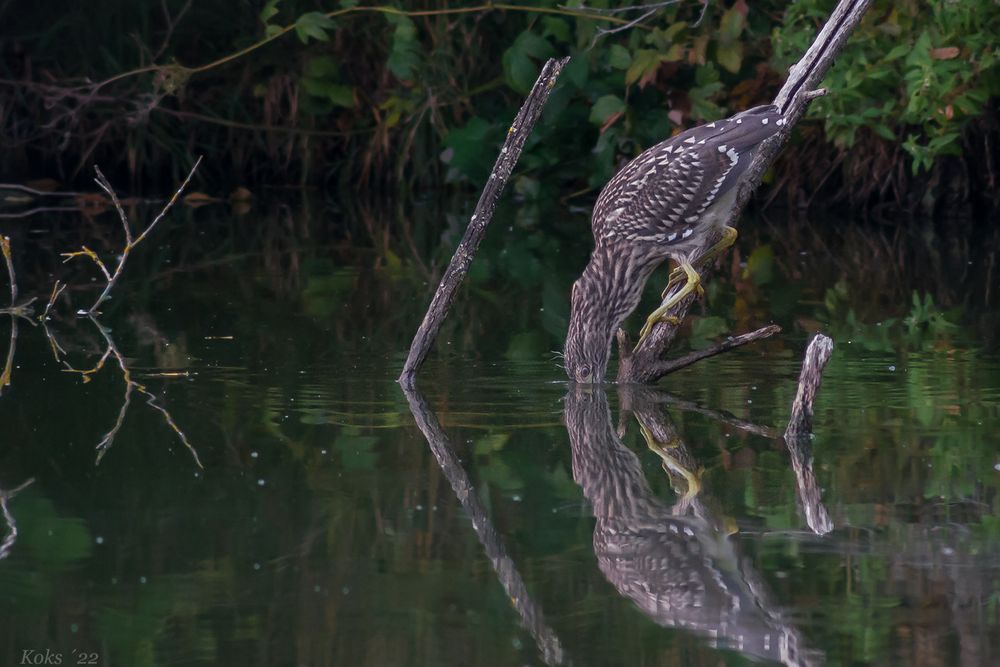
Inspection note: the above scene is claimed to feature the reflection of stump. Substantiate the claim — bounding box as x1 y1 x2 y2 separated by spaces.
565 387 821 666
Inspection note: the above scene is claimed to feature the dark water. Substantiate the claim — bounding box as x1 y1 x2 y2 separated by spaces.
1 201 999 666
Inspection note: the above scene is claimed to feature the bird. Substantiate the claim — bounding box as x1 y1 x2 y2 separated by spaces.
564 105 786 383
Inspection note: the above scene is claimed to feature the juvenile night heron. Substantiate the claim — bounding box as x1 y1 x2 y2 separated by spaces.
565 105 785 383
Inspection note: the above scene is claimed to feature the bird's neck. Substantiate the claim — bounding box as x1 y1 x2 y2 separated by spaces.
567 241 664 378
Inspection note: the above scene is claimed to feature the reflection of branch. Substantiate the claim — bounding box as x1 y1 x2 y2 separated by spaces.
618 374 782 440
0 317 15 396
401 385 565 666
0 236 37 317
0 478 35 560
61 157 202 315
62 317 203 468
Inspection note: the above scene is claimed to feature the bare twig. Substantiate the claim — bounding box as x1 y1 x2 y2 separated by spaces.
402 384 566 665
399 58 570 387
620 0 873 383
39 280 66 322
61 156 203 315
617 324 780 384
0 478 35 561
785 334 834 438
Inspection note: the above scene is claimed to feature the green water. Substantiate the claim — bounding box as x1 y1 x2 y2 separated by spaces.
1 202 998 666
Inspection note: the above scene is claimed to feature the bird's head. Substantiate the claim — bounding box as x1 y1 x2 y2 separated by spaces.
564 278 615 384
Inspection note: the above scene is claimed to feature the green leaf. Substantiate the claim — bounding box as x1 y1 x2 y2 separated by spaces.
386 14 420 80
719 5 746 42
716 42 743 73
589 94 625 125
541 17 570 43
608 44 632 70
265 24 283 38
295 12 335 44
260 0 281 25
625 49 663 86
502 30 555 93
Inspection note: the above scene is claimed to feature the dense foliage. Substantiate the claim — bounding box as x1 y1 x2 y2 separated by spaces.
2 1 998 213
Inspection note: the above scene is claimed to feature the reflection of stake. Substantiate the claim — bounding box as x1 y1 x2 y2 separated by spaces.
401 385 565 666
62 317 203 468
61 157 202 316
0 478 34 560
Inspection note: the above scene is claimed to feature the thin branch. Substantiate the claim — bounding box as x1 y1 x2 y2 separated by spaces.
617 324 780 384
39 280 66 322
93 165 132 245
620 0 873 383
399 58 570 387
62 156 202 315
0 236 14 306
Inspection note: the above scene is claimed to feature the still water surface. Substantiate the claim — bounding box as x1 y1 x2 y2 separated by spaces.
1 202 998 665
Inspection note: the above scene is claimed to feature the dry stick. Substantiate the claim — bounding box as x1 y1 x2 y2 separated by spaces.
618 0 874 384
618 323 780 382
62 157 203 316
402 385 566 666
398 58 570 387
784 333 835 535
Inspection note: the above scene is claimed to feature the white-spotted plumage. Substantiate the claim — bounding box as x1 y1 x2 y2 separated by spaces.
565 105 785 383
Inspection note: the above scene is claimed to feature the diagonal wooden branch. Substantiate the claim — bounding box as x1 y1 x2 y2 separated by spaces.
618 0 873 384
399 57 570 388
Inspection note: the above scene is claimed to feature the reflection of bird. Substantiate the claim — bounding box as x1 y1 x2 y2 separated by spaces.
564 106 784 382
564 387 819 666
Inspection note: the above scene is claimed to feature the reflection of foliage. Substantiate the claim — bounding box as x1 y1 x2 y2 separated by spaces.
818 280 958 352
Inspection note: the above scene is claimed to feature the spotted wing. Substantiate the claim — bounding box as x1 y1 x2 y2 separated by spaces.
592 105 785 246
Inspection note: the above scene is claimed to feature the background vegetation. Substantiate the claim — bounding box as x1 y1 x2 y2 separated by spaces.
2 0 999 215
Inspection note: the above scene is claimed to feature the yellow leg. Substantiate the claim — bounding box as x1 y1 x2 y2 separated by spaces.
637 261 701 346
660 226 738 298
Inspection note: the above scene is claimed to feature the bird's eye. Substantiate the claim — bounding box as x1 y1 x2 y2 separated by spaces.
579 365 592 382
